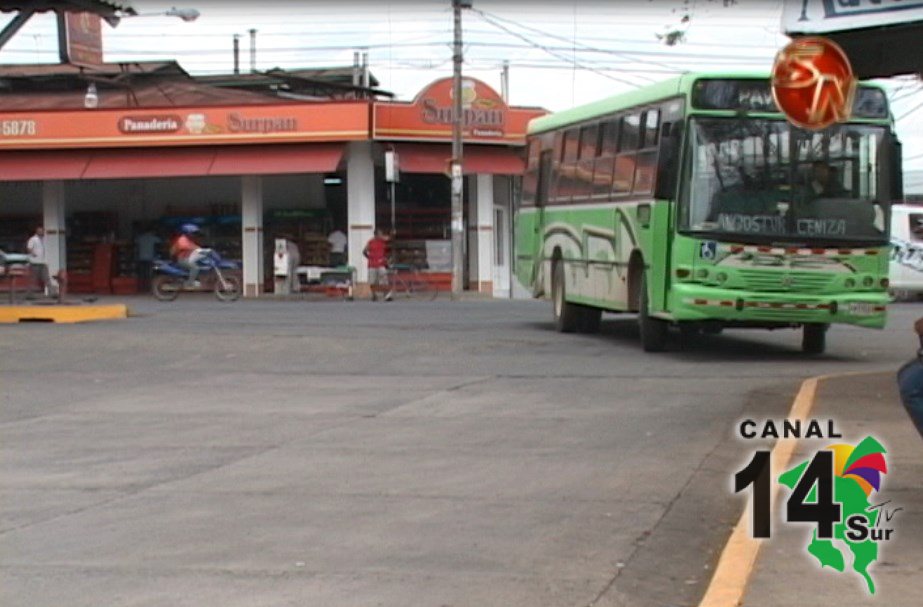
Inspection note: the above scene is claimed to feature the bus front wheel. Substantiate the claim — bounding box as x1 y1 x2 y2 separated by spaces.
639 274 668 352
552 260 580 333
802 323 828 355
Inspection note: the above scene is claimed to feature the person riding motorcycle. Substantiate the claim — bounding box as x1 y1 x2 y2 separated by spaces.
170 223 208 287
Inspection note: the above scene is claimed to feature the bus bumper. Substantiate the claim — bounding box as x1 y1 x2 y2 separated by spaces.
668 284 888 329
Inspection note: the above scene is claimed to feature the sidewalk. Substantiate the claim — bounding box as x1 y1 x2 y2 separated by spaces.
743 371 922 606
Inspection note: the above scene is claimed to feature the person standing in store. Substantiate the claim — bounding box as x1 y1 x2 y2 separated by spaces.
328 227 348 267
26 225 49 299
363 228 392 302
135 224 162 292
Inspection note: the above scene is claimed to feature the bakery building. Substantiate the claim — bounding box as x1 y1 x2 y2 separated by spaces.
0 61 545 298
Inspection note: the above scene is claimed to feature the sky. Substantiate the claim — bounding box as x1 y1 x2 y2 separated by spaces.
1 0 921 189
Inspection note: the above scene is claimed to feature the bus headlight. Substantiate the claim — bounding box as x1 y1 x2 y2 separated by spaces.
844 278 856 289
715 272 728 284
696 268 709 280
862 275 874 288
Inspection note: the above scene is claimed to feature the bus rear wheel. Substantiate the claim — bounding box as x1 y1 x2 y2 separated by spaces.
802 323 828 355
638 273 668 352
552 260 580 333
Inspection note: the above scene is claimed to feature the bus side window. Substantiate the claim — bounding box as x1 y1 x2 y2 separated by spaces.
642 110 660 149
614 114 640 195
520 138 541 207
575 124 598 201
634 110 661 195
600 119 620 156
550 131 566 204
555 128 581 204
537 150 553 207
619 114 641 152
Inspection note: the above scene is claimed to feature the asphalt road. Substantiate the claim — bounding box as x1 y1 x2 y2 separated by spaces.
1 297 916 607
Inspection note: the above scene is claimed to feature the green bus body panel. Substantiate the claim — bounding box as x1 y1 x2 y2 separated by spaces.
515 205 890 328
515 71 892 331
516 201 667 312
514 208 539 290
667 235 888 329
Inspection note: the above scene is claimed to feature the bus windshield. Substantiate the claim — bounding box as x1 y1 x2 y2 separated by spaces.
681 118 890 245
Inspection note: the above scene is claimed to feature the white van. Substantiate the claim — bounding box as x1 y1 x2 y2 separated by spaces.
890 203 923 300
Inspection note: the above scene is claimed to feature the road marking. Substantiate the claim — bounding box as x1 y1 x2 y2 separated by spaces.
0 304 128 323
698 373 828 607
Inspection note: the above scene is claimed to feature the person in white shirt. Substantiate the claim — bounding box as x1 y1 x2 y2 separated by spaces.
26 226 49 298
327 228 348 267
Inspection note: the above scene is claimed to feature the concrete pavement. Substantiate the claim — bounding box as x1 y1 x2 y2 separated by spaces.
1 298 919 607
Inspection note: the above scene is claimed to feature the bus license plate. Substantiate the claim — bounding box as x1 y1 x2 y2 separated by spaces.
848 302 875 316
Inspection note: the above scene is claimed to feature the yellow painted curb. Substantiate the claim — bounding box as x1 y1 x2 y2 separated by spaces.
0 304 128 324
698 374 827 607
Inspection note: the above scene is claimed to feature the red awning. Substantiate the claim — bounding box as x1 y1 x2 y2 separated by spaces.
391 143 524 176
82 147 218 179
209 143 345 176
0 143 346 181
0 150 91 181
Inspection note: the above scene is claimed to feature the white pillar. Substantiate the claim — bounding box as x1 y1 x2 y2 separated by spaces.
42 181 66 279
347 141 375 287
241 175 264 298
475 173 494 293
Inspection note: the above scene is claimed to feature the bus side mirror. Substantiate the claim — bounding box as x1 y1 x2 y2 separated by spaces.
654 121 683 201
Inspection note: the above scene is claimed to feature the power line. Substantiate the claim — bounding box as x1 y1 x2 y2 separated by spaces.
470 9 650 87
472 8 685 74
896 97 923 121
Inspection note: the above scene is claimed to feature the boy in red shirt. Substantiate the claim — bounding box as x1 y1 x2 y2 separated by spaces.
363 228 392 301
170 224 206 287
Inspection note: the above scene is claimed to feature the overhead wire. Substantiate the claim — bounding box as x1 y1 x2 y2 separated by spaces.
469 9 651 88
471 8 684 76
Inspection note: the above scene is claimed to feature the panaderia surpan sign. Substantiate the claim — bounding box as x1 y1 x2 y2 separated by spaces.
373 77 545 144
0 102 369 150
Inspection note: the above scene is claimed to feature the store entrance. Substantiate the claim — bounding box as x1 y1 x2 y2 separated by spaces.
377 172 455 291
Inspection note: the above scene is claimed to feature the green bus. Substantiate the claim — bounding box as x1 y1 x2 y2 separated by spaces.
514 73 900 353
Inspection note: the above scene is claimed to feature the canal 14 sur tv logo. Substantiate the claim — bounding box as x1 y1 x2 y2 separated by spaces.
734 420 901 594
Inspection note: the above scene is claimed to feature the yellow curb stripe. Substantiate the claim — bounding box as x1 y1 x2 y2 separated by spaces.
698 375 822 607
0 304 128 324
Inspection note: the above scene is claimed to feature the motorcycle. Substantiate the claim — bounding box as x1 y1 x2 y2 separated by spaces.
151 249 242 302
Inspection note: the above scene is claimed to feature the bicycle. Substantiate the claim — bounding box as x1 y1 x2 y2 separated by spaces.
386 263 439 300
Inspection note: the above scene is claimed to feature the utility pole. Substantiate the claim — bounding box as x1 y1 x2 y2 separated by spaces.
450 0 471 298
248 28 257 73
233 34 240 75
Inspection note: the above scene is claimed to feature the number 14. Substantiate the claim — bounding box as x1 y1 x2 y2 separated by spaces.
735 450 842 539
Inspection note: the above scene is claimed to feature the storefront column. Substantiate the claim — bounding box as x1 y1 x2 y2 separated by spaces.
241 175 264 298
42 181 66 280
474 173 494 294
347 141 375 291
